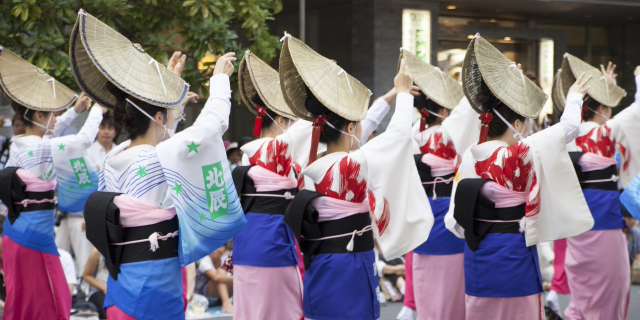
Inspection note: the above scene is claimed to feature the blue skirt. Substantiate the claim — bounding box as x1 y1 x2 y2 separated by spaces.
413 197 465 255
304 250 380 320
233 212 298 267
104 257 184 320
464 233 542 297
583 188 626 230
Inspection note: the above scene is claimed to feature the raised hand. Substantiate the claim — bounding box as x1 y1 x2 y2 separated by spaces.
394 59 413 93
600 61 617 85
167 51 187 76
634 66 640 77
213 52 237 77
73 92 92 113
182 92 200 106
568 72 592 96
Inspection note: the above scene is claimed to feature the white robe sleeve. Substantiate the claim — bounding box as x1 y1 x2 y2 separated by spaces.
358 92 433 259
440 97 481 156
613 75 640 188
360 98 391 146
156 73 246 266
560 93 583 143
52 107 79 137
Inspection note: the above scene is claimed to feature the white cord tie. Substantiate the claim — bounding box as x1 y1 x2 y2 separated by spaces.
149 58 167 95
15 197 57 207
473 217 526 233
509 64 527 89
241 191 295 200
422 176 454 200
47 78 56 99
78 10 87 16
338 69 353 94
307 225 373 252
279 31 291 43
493 107 526 140
111 230 179 252
582 175 618 184
600 76 610 102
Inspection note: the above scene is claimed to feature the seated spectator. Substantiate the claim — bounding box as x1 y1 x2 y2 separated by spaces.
59 248 78 295
194 245 233 313
82 247 109 319
375 242 405 302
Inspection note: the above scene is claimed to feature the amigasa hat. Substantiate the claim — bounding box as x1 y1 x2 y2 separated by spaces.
69 10 189 109
0 47 77 111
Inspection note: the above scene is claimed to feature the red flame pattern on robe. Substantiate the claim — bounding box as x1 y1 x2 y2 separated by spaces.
367 190 390 236
574 125 617 158
248 140 292 177
474 142 541 217
314 156 368 203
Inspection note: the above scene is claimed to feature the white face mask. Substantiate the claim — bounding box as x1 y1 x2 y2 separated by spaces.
325 121 360 150
126 98 174 141
493 108 528 141
24 109 54 136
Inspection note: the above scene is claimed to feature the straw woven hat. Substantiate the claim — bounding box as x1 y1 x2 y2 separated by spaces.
398 48 463 110
69 10 189 109
279 34 371 121
462 33 546 119
238 51 297 119
0 47 77 111
552 69 567 113
560 53 625 108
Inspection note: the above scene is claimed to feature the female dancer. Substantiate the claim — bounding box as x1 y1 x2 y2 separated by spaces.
280 34 432 320
401 49 468 320
0 47 100 320
561 54 640 320
72 11 245 320
446 34 594 320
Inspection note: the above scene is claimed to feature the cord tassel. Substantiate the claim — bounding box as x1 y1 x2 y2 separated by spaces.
478 112 493 144
253 105 267 136
419 109 430 131
308 114 326 165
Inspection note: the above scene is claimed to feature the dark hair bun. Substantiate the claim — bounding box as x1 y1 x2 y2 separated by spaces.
105 82 127 102
414 92 428 110
252 93 265 107
305 86 329 116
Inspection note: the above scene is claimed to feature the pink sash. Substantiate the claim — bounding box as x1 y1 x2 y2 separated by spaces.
113 194 176 228
16 168 57 192
480 182 527 208
578 152 617 172
312 197 370 222
247 165 297 192
421 153 455 177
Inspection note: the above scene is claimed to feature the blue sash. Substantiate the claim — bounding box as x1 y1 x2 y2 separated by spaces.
3 209 58 255
414 197 465 255
104 257 183 320
464 233 542 297
233 212 298 267
583 189 626 230
303 250 380 320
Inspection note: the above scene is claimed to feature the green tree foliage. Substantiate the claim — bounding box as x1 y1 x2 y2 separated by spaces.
0 0 282 96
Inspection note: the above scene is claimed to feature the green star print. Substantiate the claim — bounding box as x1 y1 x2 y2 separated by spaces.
58 143 65 150
137 165 147 178
28 151 33 157
198 213 207 221
187 141 200 153
172 182 183 195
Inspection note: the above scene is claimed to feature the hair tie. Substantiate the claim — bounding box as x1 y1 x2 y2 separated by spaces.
419 109 430 131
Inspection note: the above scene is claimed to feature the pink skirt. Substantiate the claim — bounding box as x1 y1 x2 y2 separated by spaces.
106 306 140 319
465 293 544 320
234 265 303 320
551 238 571 294
403 251 416 310
2 235 72 320
413 252 465 320
564 229 630 320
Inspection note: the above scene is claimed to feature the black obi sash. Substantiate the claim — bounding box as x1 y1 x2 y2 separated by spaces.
232 165 298 215
413 154 454 198
84 192 179 280
284 190 374 269
453 178 525 252
569 151 618 190
0 167 55 224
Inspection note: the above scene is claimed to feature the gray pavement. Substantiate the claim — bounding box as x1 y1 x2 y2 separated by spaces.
209 284 640 319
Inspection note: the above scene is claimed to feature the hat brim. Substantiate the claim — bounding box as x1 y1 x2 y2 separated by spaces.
398 49 463 110
279 35 370 122
462 34 546 119
560 53 625 108
70 10 189 109
238 51 298 119
0 47 77 111
552 69 567 113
